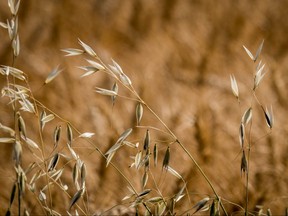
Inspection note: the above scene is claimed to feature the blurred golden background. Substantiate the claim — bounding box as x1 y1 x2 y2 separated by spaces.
0 0 288 214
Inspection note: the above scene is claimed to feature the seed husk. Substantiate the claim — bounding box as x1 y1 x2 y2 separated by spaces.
162 146 170 170
143 129 150 152
48 153 59 172
53 126 61 149
68 188 85 211
241 150 247 176
67 124 73 146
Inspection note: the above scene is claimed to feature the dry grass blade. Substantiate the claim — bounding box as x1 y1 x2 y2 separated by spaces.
167 166 182 179
241 150 247 176
230 74 239 100
109 64 121 77
0 123 15 136
13 141 22 165
253 64 266 90
120 73 132 86
0 137 15 143
138 189 152 198
80 163 86 188
162 146 170 170
239 123 245 149
135 151 142 169
12 34 20 57
115 128 133 145
243 45 255 61
44 65 63 85
72 163 79 189
23 136 39 149
111 82 118 107
48 153 60 172
68 188 85 211
157 201 166 216
153 143 158 167
50 168 64 181
136 103 143 125
19 95 35 113
192 197 210 215
0 21 8 29
106 151 116 167
267 209 272 216
40 111 52 130
68 145 78 160
123 141 138 148
41 114 55 126
263 106 274 129
8 0 20 15
242 107 252 125
86 59 105 70
95 87 118 96
255 39 264 62
67 123 73 146
78 132 94 138
147 197 163 203
79 66 98 78
139 153 150 170
53 126 61 149
210 199 220 216
141 171 148 189
174 183 186 202
78 39 96 57
111 59 123 74
0 65 26 80
61 48 84 56
43 207 61 216
39 190 46 201
143 129 150 152
9 182 17 208
18 168 26 194
105 142 122 156
17 112 26 139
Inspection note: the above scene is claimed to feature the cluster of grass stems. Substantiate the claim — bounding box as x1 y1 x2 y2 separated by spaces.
1 0 286 215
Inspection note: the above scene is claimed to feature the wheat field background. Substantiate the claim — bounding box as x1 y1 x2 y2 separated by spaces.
0 0 288 215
